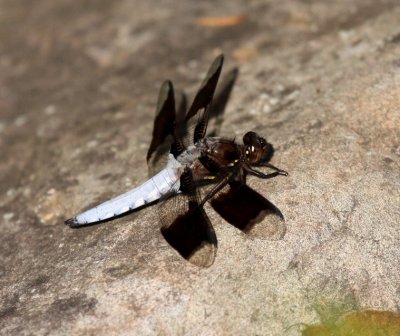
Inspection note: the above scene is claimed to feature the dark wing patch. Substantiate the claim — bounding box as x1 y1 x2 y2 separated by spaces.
146 80 185 176
160 199 217 267
175 90 187 132
211 182 286 240
159 169 217 267
185 55 224 143
147 80 176 164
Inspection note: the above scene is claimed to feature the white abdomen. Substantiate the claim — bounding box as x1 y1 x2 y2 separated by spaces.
65 167 181 226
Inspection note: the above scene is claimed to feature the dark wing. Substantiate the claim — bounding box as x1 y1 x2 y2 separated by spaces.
146 80 185 176
159 169 217 267
146 80 176 175
175 90 187 131
185 54 224 144
211 181 287 240
148 55 224 165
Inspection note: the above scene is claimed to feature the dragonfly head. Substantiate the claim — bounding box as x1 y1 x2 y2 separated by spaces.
242 131 273 165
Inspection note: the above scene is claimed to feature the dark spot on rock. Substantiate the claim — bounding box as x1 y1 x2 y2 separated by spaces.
30 275 50 287
104 264 137 278
0 293 19 321
288 258 300 270
0 306 17 320
0 265 6 277
286 200 299 207
308 119 323 130
389 32 400 44
382 157 394 164
26 275 50 294
255 70 274 79
47 294 97 319
99 173 113 180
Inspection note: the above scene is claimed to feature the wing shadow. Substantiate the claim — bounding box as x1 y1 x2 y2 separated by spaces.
159 184 217 267
208 67 239 137
211 181 286 240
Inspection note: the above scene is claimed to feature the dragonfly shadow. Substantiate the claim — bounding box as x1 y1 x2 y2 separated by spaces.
211 181 286 240
161 204 217 267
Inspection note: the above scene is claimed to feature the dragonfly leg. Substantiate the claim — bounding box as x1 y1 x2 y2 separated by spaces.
259 162 288 175
245 166 287 179
200 173 232 207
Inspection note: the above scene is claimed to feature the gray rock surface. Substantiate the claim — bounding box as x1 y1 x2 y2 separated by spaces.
0 1 399 335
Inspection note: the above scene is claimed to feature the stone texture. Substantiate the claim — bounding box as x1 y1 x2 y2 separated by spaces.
0 1 399 335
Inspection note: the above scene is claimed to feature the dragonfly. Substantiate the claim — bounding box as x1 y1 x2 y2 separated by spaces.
65 55 288 267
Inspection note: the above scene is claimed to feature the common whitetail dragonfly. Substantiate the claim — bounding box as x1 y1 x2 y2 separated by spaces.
65 55 288 267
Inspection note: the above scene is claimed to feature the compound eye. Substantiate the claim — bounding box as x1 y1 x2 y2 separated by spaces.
243 131 257 146
259 137 266 148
